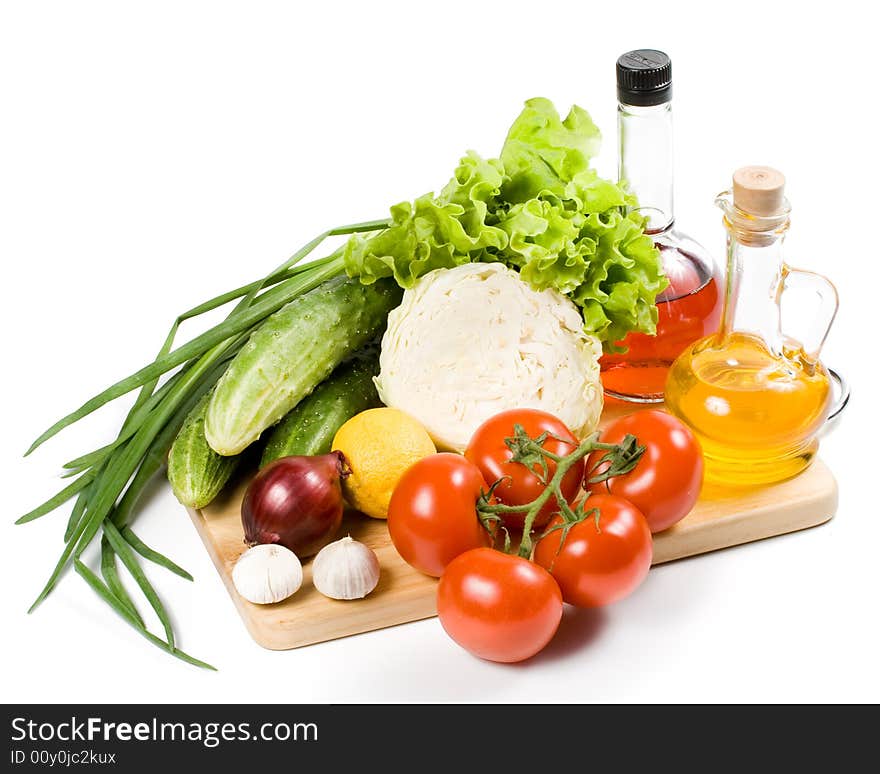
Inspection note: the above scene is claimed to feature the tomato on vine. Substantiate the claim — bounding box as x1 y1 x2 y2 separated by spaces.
437 548 563 663
464 409 583 531
392 409 654 662
533 494 653 608
388 453 491 577
586 410 703 533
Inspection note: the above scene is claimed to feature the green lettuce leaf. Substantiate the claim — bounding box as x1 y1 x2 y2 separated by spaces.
344 97 667 350
500 97 601 202
570 210 667 346
343 151 507 288
496 197 588 295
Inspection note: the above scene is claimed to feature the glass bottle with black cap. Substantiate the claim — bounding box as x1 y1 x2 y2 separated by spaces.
599 49 723 403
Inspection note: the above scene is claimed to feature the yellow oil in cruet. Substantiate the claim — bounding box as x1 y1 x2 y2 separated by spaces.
665 167 838 487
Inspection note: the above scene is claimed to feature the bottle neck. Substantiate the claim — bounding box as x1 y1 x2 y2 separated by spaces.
719 225 787 355
618 101 674 232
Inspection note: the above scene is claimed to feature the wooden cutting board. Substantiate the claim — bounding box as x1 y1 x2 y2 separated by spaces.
188 423 838 651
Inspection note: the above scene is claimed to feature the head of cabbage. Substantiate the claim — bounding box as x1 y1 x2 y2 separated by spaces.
375 262 604 452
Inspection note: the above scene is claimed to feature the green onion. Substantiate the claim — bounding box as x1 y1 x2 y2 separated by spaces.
100 536 143 625
26 219 386 455
102 521 175 648
64 485 92 543
19 219 388 668
75 559 216 670
16 468 98 525
121 526 193 581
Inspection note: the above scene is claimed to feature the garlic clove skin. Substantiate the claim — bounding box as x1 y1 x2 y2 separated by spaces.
312 536 380 600
232 544 303 605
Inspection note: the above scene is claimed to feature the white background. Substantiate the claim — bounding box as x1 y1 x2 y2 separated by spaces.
2 0 878 703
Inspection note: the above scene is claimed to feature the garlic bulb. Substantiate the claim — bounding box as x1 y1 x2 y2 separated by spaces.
232 544 303 605
312 536 380 600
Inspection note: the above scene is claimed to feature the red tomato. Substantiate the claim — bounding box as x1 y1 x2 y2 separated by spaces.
437 548 563 663
533 494 653 608
388 454 491 577
587 410 703 533
465 409 582 531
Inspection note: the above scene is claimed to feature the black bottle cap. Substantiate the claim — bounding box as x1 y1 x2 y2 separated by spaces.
616 49 672 106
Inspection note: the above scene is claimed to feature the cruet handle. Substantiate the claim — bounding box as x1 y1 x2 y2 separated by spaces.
779 265 839 363
780 265 849 422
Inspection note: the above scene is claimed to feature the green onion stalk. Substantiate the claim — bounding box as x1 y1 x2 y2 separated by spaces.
18 219 389 668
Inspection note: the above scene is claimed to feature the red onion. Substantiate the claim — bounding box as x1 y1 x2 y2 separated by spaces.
241 452 349 558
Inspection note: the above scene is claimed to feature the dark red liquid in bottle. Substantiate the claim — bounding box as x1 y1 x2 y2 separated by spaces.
600 241 723 401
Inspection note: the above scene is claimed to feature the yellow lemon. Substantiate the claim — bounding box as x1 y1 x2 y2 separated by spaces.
332 408 435 519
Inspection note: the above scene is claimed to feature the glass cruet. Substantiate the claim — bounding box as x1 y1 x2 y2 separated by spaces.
665 166 847 487
599 49 723 404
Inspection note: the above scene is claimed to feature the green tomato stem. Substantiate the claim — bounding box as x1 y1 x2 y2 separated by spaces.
476 430 645 559
513 434 599 558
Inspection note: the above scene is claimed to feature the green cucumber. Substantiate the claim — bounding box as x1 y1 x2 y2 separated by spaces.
205 276 401 456
167 392 239 509
260 350 381 467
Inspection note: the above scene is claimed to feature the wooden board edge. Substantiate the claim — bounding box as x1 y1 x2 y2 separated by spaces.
187 505 439 651
186 505 280 649
255 605 439 651
188 461 840 650
652 471 839 564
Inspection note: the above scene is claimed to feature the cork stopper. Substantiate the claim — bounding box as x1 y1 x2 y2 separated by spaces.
732 166 786 217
